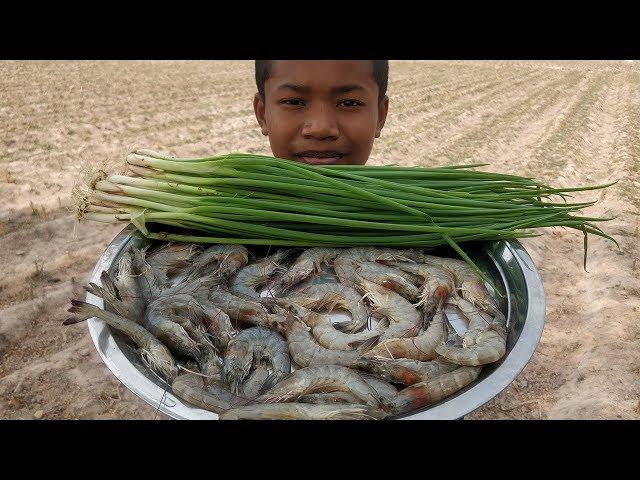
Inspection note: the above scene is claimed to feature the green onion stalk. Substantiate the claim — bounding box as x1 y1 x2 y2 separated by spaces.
75 149 618 288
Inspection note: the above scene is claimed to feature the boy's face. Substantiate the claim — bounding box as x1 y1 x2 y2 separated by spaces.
254 60 389 165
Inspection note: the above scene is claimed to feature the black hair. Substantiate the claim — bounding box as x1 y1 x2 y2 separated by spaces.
255 60 389 103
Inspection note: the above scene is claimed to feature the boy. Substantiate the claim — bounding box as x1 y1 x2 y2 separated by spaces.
253 60 389 166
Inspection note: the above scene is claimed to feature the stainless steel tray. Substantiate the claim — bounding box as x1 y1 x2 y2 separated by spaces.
86 224 545 420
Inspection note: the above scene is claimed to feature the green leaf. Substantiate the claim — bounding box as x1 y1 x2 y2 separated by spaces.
130 209 149 235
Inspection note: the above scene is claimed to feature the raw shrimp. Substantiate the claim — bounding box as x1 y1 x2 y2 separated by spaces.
155 292 235 350
184 244 249 280
415 254 498 314
230 250 289 299
241 365 272 398
355 262 421 302
435 316 507 366
142 297 202 360
209 287 287 333
281 282 370 333
223 326 290 394
130 247 166 301
198 345 224 381
145 242 203 282
355 357 459 386
113 249 146 321
281 303 380 352
171 374 248 414
333 247 417 289
355 277 422 341
255 365 385 409
359 373 398 402
64 300 178 383
219 403 387 420
361 306 446 361
299 392 361 404
190 300 235 350
283 315 363 368
445 295 496 348
162 274 223 300
208 288 269 326
387 366 481 415
275 247 343 291
385 261 456 320
298 376 396 406
83 272 131 320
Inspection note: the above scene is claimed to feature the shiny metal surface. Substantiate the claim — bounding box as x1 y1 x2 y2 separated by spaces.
86 225 545 420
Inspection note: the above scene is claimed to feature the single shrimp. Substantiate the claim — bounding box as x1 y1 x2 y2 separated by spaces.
255 365 385 409
355 262 421 302
223 326 290 395
274 247 344 292
445 295 496 348
355 357 459 386
241 365 272 398
129 246 166 301
435 316 507 366
354 277 422 341
281 282 370 333
413 254 499 314
384 261 456 320
190 300 235 351
279 302 380 352
208 288 270 326
282 314 363 368
299 375 398 404
142 297 202 361
299 392 361 404
219 403 387 420
113 249 146 321
209 287 287 333
361 306 447 361
145 242 203 282
184 244 249 280
333 247 417 289
198 345 224 381
387 366 482 415
230 250 289 299
171 374 248 414
64 300 178 383
358 373 399 402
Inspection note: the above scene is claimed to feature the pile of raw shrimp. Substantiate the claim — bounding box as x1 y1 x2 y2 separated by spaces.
65 244 507 420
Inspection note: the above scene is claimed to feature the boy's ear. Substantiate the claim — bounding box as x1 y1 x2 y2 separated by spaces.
253 93 269 136
374 95 389 138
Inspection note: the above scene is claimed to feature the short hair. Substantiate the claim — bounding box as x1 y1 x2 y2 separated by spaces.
255 60 389 103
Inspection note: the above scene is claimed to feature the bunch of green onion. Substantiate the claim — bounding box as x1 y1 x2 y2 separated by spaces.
77 149 617 285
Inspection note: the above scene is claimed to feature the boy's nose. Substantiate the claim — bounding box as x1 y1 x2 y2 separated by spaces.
301 108 339 140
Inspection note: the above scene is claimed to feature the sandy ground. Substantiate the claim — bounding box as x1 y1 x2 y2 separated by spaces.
1 60 638 420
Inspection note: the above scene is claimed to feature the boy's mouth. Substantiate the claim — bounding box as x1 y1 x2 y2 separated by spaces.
295 150 347 165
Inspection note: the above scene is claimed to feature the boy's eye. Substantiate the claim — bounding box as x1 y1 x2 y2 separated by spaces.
338 99 365 108
279 98 305 106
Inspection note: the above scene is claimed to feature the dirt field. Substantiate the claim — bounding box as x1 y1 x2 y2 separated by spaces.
1 60 639 420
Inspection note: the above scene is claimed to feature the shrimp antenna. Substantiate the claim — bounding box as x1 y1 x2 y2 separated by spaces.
177 364 218 379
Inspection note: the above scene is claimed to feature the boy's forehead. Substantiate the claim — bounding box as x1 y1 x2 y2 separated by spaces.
267 60 377 92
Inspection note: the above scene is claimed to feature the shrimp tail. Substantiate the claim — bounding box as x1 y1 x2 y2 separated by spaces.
64 298 93 318
257 374 279 395
99 270 120 300
63 316 87 325
351 335 381 353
